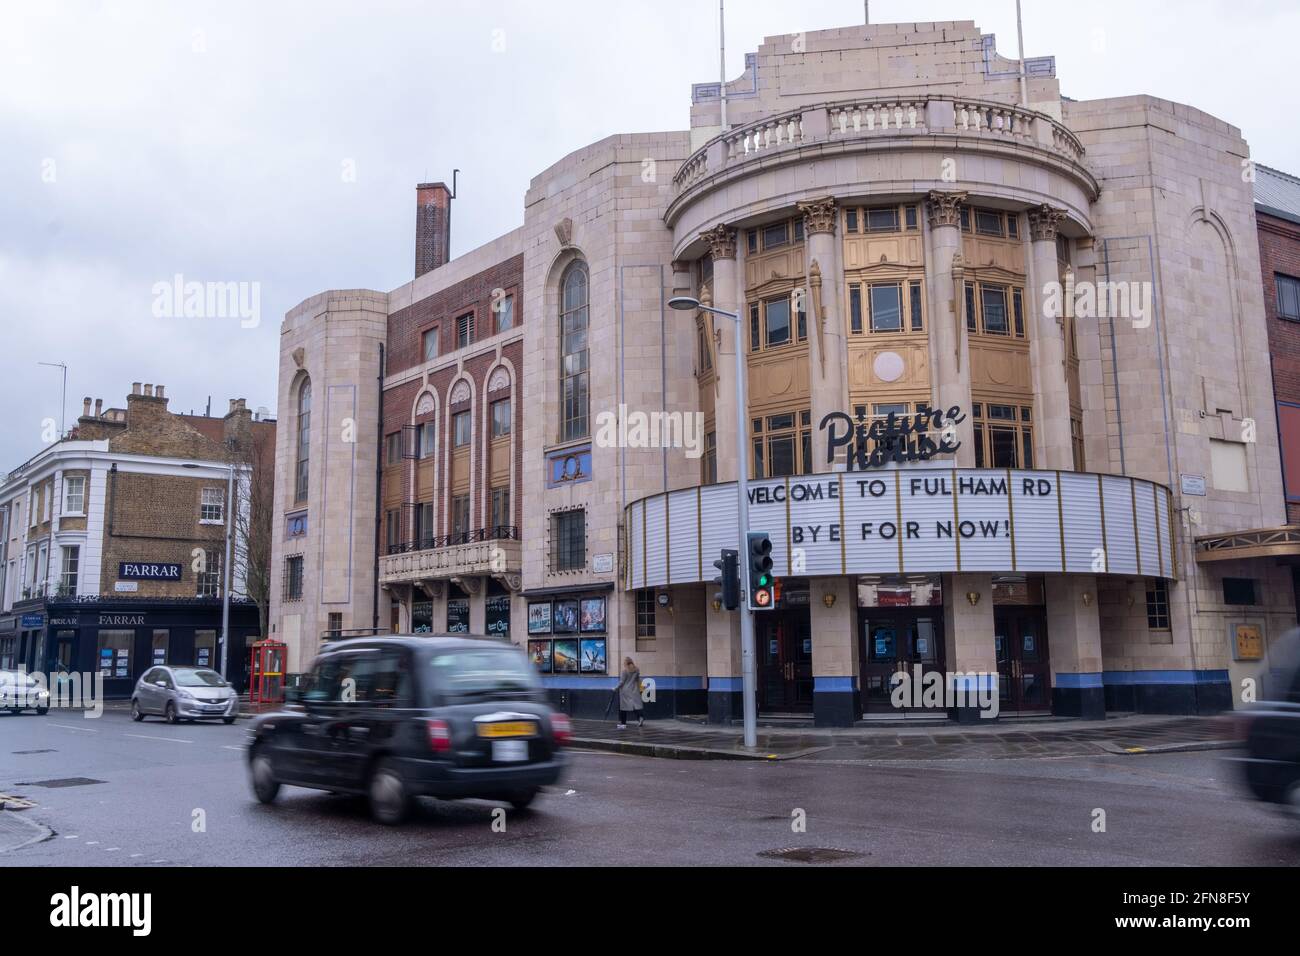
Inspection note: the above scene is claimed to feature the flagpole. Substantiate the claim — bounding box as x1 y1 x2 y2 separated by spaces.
719 0 727 131
1015 0 1029 107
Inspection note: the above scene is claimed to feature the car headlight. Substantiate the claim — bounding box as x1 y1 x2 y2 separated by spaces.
37 690 49 698
177 689 194 700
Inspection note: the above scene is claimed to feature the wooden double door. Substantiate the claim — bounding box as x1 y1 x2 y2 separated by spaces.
757 608 813 714
860 609 946 715
994 607 1051 714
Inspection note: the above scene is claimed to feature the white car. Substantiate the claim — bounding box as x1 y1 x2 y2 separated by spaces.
131 665 239 724
0 670 51 714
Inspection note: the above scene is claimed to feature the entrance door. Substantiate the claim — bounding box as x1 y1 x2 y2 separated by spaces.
860 611 945 715
994 608 1051 714
758 610 813 713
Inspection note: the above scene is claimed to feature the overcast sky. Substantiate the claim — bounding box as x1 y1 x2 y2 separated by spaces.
1 0 1296 468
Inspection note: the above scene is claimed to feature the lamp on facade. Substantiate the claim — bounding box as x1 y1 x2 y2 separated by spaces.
966 591 981 606
822 592 836 608
711 598 723 612
1082 591 1093 607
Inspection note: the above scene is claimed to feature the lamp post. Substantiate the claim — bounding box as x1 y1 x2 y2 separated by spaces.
37 361 67 437
668 295 757 748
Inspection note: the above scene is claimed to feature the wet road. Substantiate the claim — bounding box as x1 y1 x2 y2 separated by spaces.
2 708 1298 866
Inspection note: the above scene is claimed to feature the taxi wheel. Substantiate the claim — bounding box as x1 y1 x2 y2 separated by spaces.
35 706 48 715
165 702 179 724
250 749 280 804
509 788 538 811
368 758 411 826
131 699 144 722
222 717 236 725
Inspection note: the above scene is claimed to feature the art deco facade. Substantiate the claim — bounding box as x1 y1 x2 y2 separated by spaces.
270 20 1294 725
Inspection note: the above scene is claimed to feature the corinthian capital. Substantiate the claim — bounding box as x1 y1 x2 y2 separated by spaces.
700 224 737 261
1027 204 1068 242
926 190 968 229
797 197 838 236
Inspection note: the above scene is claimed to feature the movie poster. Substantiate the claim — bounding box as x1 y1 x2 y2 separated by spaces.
553 600 579 634
527 602 553 634
580 597 606 633
580 638 606 673
553 639 579 673
527 640 553 673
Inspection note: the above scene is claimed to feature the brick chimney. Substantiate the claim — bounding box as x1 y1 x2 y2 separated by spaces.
223 397 253 450
415 182 452 278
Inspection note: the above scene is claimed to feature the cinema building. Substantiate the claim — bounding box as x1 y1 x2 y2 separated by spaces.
270 20 1294 725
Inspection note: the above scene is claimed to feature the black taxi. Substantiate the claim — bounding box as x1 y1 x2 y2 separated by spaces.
246 636 570 824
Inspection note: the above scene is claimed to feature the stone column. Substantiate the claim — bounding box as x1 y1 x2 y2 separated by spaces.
943 573 996 723
809 576 858 726
705 598 742 722
1045 574 1105 719
798 197 849 472
1027 204 1074 470
702 225 740 482
925 191 975 465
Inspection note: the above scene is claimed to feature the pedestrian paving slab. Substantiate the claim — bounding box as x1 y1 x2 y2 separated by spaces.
571 715 1237 762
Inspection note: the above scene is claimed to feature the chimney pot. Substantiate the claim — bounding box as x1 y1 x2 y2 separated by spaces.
144 383 153 397
82 397 92 417
156 385 165 399
94 399 103 417
132 382 142 396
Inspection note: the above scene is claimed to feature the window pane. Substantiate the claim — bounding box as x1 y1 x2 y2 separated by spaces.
909 282 923 331
768 436 796 477
867 207 899 232
975 210 1004 236
1279 275 1300 321
849 285 863 333
845 209 858 232
762 222 788 249
870 285 902 332
1013 289 1024 336
974 425 985 467
981 287 1009 334
990 427 1018 467
423 329 438 361
750 304 761 351
497 295 514 331
965 283 977 333
491 399 511 437
765 298 791 346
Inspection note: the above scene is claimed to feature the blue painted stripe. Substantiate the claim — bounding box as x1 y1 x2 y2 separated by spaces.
1102 670 1230 686
708 677 743 692
640 676 705 690
541 676 618 690
1055 672 1104 689
814 676 856 692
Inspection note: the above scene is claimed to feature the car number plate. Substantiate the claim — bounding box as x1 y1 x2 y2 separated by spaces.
492 740 529 762
478 721 536 738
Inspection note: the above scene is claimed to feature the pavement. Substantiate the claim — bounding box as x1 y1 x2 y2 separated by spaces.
2 706 1297 866
567 714 1237 761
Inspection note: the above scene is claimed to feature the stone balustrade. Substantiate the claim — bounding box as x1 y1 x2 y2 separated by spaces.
379 536 521 585
673 94 1088 192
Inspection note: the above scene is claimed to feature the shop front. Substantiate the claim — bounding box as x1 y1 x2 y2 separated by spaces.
626 467 1176 726
33 598 262 698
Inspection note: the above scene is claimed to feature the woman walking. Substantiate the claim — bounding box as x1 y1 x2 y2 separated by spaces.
615 656 644 729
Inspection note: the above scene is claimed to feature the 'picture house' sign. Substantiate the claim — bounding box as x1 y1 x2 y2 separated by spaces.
626 468 1176 586
821 404 962 470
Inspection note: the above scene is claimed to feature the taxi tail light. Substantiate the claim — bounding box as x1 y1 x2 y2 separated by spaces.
426 718 452 753
551 713 573 746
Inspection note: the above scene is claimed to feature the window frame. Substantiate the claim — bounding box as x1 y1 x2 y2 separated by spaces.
452 410 472 448
63 475 86 515
455 311 475 350
551 509 586 573
199 486 225 524
490 398 511 438
1277 274 1300 322
559 261 591 441
421 327 440 362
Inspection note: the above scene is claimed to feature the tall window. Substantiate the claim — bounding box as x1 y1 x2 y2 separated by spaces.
965 282 1026 337
63 475 85 515
1278 274 1300 322
497 294 515 332
451 495 471 537
422 328 439 362
456 312 474 349
752 410 813 479
418 421 435 459
284 555 304 601
560 261 590 440
972 403 1034 468
1145 579 1170 630
551 509 586 572
491 399 511 438
295 378 311 502
453 410 472 447
200 487 224 523
748 294 806 352
385 509 401 553
636 589 657 638
198 549 221 598
491 486 511 530
59 546 79 595
703 431 717 484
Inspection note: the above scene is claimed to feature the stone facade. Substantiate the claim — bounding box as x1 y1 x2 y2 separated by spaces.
272 19 1295 724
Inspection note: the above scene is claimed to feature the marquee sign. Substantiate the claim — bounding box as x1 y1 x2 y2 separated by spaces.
821 404 963 470
625 468 1176 588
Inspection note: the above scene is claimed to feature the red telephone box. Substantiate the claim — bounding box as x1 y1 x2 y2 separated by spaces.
248 639 287 709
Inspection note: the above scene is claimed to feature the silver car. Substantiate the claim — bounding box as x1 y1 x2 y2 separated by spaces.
131 665 239 724
0 670 51 714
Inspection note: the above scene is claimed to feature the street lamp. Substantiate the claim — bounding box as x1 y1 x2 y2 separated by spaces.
183 460 236 681
668 294 758 749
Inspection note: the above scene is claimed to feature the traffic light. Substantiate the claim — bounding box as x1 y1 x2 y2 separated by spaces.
747 532 774 611
712 549 740 610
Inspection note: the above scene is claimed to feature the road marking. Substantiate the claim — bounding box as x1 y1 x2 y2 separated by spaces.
64 835 78 839
125 734 192 744
105 847 120 852
130 853 142 858
221 745 243 751
86 841 99 845
48 723 98 732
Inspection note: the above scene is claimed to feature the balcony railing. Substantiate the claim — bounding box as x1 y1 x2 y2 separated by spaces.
386 525 519 557
672 94 1089 195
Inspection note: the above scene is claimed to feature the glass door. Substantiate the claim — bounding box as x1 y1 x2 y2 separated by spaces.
994 608 1051 713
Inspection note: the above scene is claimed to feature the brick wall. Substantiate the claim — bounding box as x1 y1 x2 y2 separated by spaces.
101 472 226 596
1257 211 1300 521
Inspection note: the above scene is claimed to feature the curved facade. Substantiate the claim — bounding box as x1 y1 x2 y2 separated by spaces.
272 20 1295 726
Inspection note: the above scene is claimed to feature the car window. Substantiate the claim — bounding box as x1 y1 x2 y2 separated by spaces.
141 668 158 684
303 654 351 703
174 668 224 687
424 646 540 703
347 649 409 705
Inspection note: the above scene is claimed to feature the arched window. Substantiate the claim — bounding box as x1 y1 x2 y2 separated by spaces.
560 261 589 440
295 378 311 502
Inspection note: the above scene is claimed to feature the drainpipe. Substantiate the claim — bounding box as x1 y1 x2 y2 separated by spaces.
374 343 385 632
